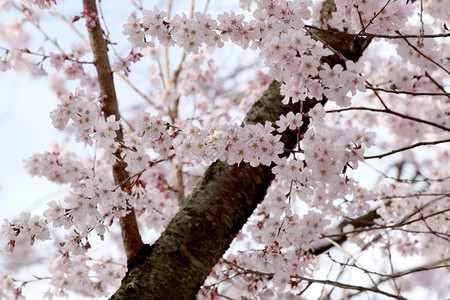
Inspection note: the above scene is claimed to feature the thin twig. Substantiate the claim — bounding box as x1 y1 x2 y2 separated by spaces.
348 258 450 298
50 7 89 45
353 0 392 38
305 28 348 62
0 46 93 64
424 71 450 99
396 30 450 76
320 235 378 286
327 107 450 132
364 138 450 159
368 86 449 97
366 82 389 109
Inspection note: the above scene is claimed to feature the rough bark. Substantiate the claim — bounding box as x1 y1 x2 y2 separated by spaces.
82 0 144 261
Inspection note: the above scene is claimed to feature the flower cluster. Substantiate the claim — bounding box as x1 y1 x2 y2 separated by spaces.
50 88 124 164
331 0 414 33
24 150 86 186
395 31 443 73
46 180 132 254
1 174 133 256
132 112 173 159
272 103 375 204
49 89 97 143
173 121 283 166
43 254 125 298
178 54 218 99
124 2 367 108
112 50 143 77
1 212 50 252
0 271 18 300
81 6 98 28
275 111 303 132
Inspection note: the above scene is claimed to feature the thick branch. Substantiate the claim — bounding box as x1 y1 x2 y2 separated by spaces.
110 28 371 299
110 81 311 300
82 0 144 261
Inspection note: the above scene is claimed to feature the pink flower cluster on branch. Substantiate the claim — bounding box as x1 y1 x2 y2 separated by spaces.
123 1 368 107
173 121 283 166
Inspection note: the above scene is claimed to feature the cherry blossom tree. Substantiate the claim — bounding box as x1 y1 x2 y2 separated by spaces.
0 0 449 299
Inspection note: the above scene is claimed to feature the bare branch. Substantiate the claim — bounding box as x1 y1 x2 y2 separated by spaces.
364 138 450 159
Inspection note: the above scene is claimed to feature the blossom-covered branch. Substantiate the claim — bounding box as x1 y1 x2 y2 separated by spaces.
110 22 373 300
